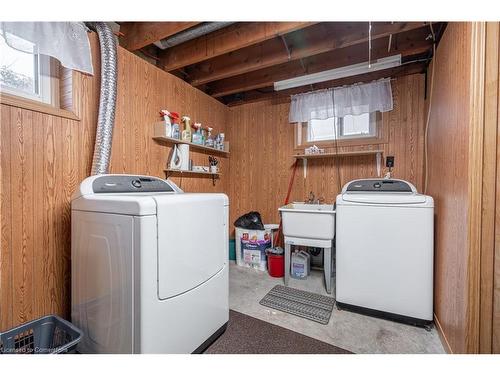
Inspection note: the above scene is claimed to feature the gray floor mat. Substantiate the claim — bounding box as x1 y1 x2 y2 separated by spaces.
259 285 335 325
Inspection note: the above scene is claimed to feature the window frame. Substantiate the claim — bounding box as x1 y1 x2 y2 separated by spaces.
338 112 377 140
295 111 387 150
0 37 60 107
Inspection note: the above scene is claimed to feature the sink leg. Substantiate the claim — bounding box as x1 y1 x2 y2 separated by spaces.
324 246 332 294
285 242 291 286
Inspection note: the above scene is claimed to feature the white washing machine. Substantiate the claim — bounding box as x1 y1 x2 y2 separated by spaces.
335 179 434 326
71 174 229 353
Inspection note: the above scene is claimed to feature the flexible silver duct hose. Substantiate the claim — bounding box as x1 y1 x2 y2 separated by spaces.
85 22 117 175
154 22 234 49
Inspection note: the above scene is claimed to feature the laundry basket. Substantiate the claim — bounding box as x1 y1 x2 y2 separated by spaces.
0 315 82 354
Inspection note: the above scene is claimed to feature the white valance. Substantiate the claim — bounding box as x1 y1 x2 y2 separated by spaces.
0 22 93 75
289 78 393 123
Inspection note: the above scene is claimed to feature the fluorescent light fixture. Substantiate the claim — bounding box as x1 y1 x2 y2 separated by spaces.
273 54 402 91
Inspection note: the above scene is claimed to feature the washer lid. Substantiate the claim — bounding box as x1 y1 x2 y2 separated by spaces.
339 192 430 205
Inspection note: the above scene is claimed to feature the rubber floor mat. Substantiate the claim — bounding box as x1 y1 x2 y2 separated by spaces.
259 285 335 325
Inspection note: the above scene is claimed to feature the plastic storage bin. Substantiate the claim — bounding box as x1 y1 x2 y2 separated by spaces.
229 239 236 261
0 315 82 354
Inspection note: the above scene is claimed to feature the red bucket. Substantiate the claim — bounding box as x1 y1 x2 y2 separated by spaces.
267 254 284 278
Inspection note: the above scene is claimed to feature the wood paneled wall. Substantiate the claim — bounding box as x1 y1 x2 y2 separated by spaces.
425 21 500 356
227 74 425 233
476 22 500 354
492 22 500 353
0 34 228 331
423 22 500 354
425 22 472 354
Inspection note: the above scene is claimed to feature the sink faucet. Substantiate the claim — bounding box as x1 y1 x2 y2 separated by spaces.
307 191 315 204
306 192 325 204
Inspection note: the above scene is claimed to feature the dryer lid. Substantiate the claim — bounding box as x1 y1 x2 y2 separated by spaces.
72 174 183 200
156 193 228 300
71 175 184 215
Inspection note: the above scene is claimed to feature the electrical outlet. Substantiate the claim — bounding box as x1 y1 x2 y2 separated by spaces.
386 156 395 169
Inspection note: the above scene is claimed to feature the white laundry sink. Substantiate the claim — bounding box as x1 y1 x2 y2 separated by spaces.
278 203 336 240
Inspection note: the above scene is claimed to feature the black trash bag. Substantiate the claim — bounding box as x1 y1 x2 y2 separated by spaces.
234 211 265 230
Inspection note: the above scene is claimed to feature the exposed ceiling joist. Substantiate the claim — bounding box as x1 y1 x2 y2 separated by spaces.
207 26 435 98
223 61 427 106
158 22 315 72
119 22 201 51
187 22 428 86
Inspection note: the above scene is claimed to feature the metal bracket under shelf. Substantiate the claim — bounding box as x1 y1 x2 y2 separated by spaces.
298 150 384 178
164 169 220 186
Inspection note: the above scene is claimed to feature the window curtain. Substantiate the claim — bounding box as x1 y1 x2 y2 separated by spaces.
289 78 393 123
0 22 93 75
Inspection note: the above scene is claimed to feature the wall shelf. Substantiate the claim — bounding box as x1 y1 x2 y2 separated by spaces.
293 150 383 159
153 135 230 157
293 150 384 178
164 168 220 186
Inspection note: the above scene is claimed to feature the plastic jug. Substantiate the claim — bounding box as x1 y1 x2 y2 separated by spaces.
299 250 311 274
291 251 310 279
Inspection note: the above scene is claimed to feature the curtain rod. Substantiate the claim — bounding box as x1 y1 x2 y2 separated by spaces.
290 77 396 98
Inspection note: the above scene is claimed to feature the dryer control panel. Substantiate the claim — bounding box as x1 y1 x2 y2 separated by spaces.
92 175 177 193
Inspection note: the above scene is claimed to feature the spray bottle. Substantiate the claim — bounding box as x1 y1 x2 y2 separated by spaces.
159 109 172 137
205 127 214 147
169 112 181 139
181 116 192 142
201 126 207 145
191 122 203 145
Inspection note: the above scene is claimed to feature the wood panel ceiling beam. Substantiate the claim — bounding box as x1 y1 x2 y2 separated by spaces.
223 61 427 106
188 22 429 86
158 22 315 72
207 27 434 98
119 22 201 51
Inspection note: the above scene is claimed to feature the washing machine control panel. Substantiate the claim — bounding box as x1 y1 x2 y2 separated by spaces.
346 179 413 193
92 175 175 193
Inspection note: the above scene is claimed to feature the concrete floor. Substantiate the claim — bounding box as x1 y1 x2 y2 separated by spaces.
229 262 445 354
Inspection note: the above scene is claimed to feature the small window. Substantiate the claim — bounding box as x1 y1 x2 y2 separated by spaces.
307 112 377 142
0 32 59 106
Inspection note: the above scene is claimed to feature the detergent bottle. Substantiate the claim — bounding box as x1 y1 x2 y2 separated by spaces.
181 116 192 142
